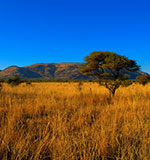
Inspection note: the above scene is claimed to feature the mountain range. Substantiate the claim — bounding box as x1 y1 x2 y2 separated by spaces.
0 63 148 80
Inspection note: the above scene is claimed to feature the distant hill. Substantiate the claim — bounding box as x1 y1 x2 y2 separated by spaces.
0 63 148 80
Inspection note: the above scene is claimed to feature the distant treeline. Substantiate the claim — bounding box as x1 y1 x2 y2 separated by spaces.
0 77 137 83
1 76 149 86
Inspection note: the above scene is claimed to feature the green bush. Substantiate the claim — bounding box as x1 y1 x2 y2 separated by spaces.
5 75 21 86
136 75 150 85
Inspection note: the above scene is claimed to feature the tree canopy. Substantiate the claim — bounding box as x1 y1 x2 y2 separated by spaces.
80 51 140 95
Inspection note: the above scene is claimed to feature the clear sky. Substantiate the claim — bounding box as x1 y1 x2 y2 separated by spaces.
0 0 150 73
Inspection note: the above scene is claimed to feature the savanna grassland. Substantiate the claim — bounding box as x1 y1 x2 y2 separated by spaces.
0 82 150 160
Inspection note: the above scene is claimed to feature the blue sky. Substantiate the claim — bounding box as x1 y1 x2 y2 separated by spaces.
0 0 150 73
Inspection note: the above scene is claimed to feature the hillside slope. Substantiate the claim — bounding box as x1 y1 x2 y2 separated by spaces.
0 63 148 80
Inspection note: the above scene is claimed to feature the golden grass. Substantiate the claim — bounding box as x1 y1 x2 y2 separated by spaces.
0 82 150 160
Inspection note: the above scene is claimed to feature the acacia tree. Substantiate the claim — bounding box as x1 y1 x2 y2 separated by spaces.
80 51 140 96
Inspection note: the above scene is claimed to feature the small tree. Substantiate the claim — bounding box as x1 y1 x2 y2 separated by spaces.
80 51 140 96
136 75 150 85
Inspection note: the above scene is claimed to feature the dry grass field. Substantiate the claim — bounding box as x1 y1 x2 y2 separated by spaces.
0 82 150 160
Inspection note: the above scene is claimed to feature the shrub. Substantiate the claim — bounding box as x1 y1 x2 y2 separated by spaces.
136 75 150 85
5 75 21 86
26 81 32 86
